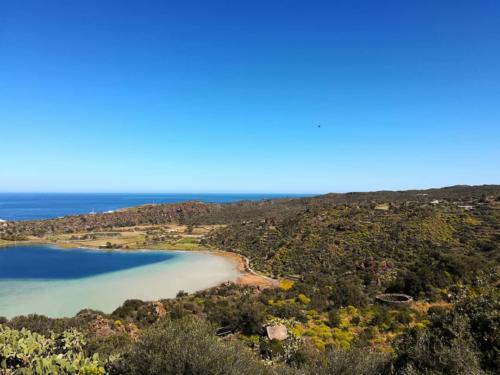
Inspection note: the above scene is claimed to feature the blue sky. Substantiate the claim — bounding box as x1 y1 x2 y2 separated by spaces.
1 0 499 193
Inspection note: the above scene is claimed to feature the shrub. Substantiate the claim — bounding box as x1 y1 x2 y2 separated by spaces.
176 290 189 298
6 314 65 335
456 289 500 373
6 312 100 336
327 309 341 328
392 312 483 374
237 301 266 335
279 279 295 291
271 303 306 322
329 278 369 308
297 294 311 305
112 317 271 375
301 347 389 375
111 299 148 321
85 333 132 363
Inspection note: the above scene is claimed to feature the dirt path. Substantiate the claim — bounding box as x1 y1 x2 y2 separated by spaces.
235 255 278 288
241 256 278 286
210 250 278 288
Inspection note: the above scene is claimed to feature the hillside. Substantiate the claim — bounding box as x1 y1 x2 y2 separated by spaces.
1 185 498 238
1 185 499 374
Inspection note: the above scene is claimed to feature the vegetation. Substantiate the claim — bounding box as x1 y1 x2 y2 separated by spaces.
0 325 104 374
207 200 498 305
110 317 274 375
1 185 499 374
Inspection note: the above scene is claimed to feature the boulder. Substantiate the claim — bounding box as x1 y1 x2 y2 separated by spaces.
266 324 288 341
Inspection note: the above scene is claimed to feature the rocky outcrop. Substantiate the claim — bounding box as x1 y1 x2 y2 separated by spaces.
87 314 139 340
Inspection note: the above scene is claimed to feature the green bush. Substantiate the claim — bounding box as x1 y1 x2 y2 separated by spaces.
392 312 483 374
300 347 389 375
455 289 500 373
237 302 266 335
112 317 273 375
327 309 341 328
85 333 133 363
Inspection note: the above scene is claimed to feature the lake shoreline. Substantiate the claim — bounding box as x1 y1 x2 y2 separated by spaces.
0 244 241 318
0 238 276 289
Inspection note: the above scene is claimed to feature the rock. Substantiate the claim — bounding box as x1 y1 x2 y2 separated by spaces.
87 314 140 340
266 325 288 341
152 301 167 318
88 315 114 337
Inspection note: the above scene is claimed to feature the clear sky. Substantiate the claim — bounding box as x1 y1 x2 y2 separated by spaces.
1 1 499 193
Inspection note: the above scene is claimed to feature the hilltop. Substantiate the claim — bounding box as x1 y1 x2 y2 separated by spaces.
1 184 498 237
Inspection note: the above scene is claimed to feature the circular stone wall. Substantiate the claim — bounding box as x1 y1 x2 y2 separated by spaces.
375 293 413 306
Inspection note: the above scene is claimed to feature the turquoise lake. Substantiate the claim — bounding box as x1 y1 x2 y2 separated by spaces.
0 245 239 318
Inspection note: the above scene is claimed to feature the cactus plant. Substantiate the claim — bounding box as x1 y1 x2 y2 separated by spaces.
0 325 104 374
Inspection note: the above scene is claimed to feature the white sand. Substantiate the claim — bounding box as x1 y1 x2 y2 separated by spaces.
0 251 239 318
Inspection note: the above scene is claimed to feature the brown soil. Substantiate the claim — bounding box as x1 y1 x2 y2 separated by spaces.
210 250 277 289
236 273 275 288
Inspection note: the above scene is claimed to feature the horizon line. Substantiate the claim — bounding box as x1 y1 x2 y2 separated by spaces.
0 191 319 195
0 183 497 196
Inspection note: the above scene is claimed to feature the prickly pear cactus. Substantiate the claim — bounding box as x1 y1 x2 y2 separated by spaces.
0 324 105 374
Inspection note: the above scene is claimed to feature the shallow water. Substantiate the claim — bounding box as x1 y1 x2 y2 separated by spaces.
0 245 239 318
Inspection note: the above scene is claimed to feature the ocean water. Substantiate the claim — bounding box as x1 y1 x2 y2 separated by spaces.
0 193 306 221
0 245 239 318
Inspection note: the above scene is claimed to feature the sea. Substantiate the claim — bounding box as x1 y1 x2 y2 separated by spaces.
0 193 308 221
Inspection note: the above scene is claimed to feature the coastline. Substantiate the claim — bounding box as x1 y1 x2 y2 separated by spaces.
0 247 240 319
0 238 277 289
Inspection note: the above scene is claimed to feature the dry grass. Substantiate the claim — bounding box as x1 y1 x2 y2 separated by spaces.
0 239 15 247
40 224 223 250
410 300 452 315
